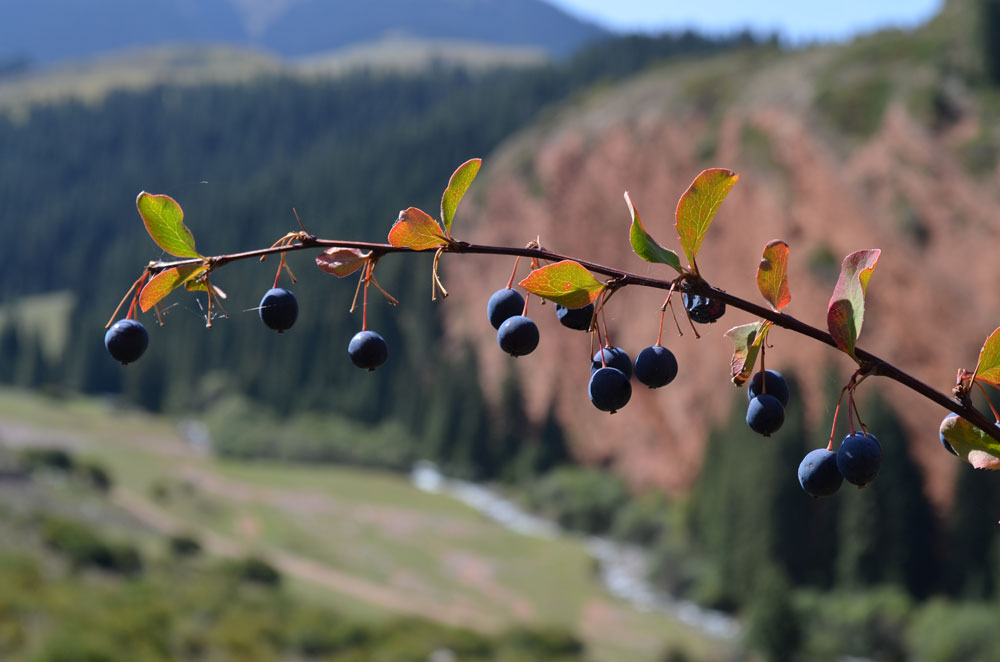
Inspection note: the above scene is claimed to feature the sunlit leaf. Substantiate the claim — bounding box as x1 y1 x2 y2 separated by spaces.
626 192 681 271
441 158 481 235
518 260 605 308
316 248 371 278
139 264 206 312
387 207 448 251
940 414 1000 470
675 169 739 269
136 192 201 258
973 327 1000 387
826 249 880 360
725 321 771 385
757 240 791 311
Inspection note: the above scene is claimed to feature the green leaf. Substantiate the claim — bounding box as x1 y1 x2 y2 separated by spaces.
518 260 605 308
139 264 206 312
675 168 739 269
973 327 1000 387
757 240 791 311
387 207 449 251
826 249 881 360
725 321 770 386
939 414 1000 470
315 248 371 278
626 192 682 271
441 158 481 236
136 192 201 258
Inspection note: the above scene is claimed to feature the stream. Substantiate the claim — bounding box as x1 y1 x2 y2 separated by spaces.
410 461 739 640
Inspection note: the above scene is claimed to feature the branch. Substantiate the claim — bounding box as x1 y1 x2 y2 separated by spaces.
145 236 1000 444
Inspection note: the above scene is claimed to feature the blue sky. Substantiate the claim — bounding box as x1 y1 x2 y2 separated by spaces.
550 0 944 42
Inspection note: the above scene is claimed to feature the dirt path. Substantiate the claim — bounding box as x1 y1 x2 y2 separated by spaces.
111 485 497 630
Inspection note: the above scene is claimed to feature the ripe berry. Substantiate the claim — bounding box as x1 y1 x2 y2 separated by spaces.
746 394 785 436
497 315 539 357
259 287 298 332
348 330 388 370
555 303 594 331
591 346 633 379
589 366 632 413
682 292 726 324
798 448 843 498
939 413 959 456
104 319 149 365
747 370 789 407
487 288 525 330
633 345 678 389
836 433 881 487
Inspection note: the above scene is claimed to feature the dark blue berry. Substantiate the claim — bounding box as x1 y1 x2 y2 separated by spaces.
555 303 594 331
748 370 790 407
591 346 633 379
682 292 726 324
259 287 298 332
348 330 388 370
589 367 632 413
746 394 785 436
634 346 678 389
487 289 525 330
104 319 149 365
798 448 843 498
836 433 881 487
497 315 539 357
939 413 959 456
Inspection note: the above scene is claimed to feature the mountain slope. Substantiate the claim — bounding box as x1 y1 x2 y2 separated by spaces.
0 0 607 64
443 2 995 505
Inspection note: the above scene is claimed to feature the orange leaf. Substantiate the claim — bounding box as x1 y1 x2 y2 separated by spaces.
387 207 448 251
139 264 206 312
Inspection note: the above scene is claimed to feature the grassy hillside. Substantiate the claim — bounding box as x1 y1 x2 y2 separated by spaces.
0 387 728 661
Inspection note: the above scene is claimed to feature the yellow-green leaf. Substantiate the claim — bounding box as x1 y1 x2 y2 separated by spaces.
136 192 201 258
626 192 681 271
441 158 481 235
757 240 791 311
973 327 1000 387
387 207 448 251
316 248 371 278
675 168 739 269
940 414 1000 470
827 249 880 360
518 260 605 308
725 321 771 385
139 264 206 312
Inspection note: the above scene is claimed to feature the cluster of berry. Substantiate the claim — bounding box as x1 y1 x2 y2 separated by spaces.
798 433 882 498
487 287 696 415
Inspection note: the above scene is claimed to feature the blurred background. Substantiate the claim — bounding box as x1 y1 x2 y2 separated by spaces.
1 0 1000 660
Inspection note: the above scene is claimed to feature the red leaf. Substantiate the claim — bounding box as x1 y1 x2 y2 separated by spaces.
827 249 880 359
316 248 371 278
757 240 791 311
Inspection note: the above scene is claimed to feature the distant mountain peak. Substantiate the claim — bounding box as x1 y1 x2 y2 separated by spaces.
226 0 305 37
0 0 609 65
